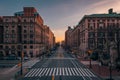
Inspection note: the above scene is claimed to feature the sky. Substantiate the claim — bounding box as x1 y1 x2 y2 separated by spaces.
0 0 120 42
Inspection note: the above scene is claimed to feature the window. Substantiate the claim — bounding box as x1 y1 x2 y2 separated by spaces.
24 19 26 22
89 32 95 38
24 45 27 49
24 40 27 44
30 30 33 33
30 45 33 49
30 20 33 22
98 32 105 37
12 40 15 43
24 30 27 33
24 35 27 38
30 25 33 28
5 34 9 38
30 34 33 38
12 26 15 28
12 30 15 33
5 46 9 49
30 40 33 43
6 26 8 28
17 45 21 49
11 34 15 38
11 46 15 49
24 26 27 28
5 19 8 22
6 30 9 33
5 40 9 43
0 45 3 49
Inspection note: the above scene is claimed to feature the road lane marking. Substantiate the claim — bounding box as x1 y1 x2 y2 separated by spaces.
35 68 42 76
24 67 97 78
52 68 56 76
65 68 68 76
45 68 50 76
56 68 58 75
78 68 86 76
84 69 92 77
76 68 82 76
31 69 39 77
62 68 65 75
27 69 36 77
86 69 96 77
49 68 53 76
59 68 61 75
73 68 79 76
42 68 48 76
38 68 45 77
68 68 72 76
25 69 34 77
70 68 75 75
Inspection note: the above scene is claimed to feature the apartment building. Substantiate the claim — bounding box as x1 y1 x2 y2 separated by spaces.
0 7 55 57
65 9 120 61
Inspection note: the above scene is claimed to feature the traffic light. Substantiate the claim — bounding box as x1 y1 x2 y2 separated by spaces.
87 50 93 56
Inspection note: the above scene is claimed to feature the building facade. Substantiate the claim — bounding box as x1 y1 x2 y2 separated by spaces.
65 9 120 62
0 7 55 57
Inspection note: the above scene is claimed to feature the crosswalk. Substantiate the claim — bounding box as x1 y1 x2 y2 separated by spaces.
25 67 96 77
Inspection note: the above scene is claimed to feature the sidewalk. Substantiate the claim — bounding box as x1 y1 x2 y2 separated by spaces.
0 58 39 80
78 57 120 80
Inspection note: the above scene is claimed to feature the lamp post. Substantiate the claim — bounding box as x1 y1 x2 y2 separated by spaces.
88 50 92 68
20 45 23 76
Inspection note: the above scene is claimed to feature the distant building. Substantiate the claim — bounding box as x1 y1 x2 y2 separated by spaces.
0 7 55 57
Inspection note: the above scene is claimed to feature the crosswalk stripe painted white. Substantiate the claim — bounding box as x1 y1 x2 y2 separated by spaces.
38 68 45 77
65 68 68 76
31 69 39 77
49 68 53 76
35 68 42 76
70 68 75 75
45 68 50 76
27 69 36 77
60 68 61 75
86 69 96 77
62 68 65 75
52 68 56 76
78 68 86 76
56 68 58 75
84 69 92 77
42 68 48 76
68 68 72 76
73 68 79 76
76 68 82 76
25 69 34 77
25 68 96 77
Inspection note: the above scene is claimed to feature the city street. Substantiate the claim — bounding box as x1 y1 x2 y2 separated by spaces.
21 47 102 80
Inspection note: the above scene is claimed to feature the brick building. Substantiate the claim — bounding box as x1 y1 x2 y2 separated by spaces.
0 7 55 57
65 9 120 62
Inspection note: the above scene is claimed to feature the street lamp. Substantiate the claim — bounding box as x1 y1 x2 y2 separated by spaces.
87 50 93 68
20 45 24 76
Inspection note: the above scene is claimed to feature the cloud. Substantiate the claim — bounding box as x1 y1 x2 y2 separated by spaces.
53 0 120 41
86 0 120 13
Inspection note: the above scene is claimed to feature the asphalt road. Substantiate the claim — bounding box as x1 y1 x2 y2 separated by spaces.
21 46 102 80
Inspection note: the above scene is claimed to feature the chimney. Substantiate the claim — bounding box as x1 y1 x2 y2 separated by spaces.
108 8 113 14
68 26 71 30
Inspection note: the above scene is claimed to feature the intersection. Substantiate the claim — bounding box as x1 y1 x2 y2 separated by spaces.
21 46 102 80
